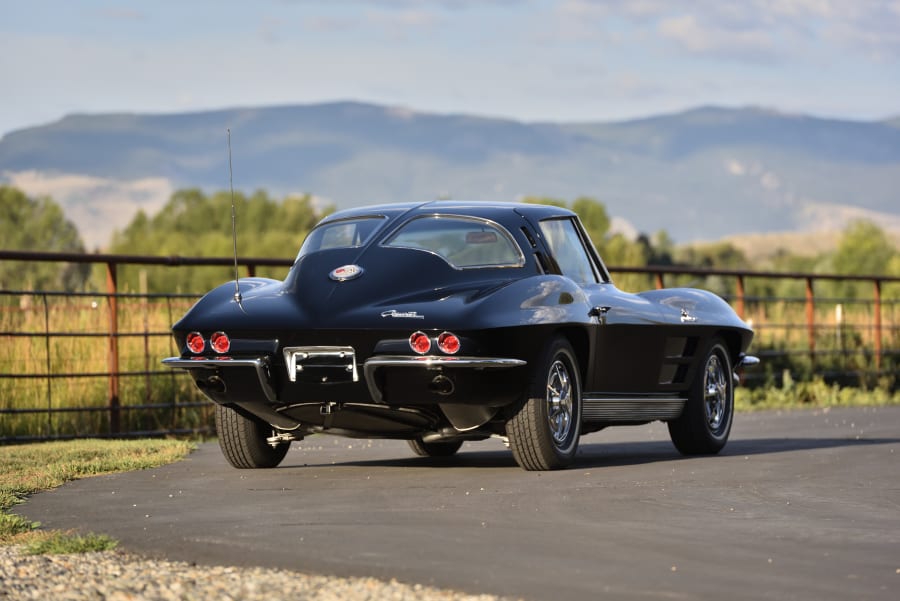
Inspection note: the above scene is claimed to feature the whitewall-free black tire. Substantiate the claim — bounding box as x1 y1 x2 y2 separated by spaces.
215 404 289 469
506 337 582 470
668 339 734 455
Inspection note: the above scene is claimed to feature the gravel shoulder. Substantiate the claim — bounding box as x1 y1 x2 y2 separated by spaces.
0 545 514 601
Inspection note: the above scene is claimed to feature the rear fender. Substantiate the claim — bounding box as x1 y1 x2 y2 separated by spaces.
470 275 592 328
637 288 748 330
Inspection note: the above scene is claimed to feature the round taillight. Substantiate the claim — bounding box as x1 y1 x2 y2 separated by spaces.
409 331 432 355
437 332 460 355
210 331 230 354
186 332 205 354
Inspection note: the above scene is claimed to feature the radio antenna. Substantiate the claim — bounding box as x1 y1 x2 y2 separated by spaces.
227 129 245 311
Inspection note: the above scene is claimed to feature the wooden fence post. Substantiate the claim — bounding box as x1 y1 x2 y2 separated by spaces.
735 275 746 320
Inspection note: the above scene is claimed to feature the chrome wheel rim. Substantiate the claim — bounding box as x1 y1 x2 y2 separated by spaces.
546 359 574 445
703 354 729 432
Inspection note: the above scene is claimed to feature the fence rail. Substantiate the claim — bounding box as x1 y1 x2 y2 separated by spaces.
1 250 898 442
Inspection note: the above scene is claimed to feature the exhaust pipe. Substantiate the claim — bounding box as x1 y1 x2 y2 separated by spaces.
429 374 455 396
197 376 227 394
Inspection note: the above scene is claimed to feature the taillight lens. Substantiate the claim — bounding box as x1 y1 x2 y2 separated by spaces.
210 331 230 354
437 332 460 354
186 332 205 354
409 331 432 355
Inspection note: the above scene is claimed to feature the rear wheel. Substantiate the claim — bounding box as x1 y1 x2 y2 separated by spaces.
668 339 733 455
407 438 463 457
215 404 289 468
506 337 582 471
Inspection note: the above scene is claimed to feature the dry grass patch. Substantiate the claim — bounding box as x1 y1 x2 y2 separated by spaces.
0 439 194 551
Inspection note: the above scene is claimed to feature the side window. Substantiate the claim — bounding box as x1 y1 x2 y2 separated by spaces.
539 218 599 285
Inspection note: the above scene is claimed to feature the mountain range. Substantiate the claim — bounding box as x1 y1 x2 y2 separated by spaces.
1 101 898 250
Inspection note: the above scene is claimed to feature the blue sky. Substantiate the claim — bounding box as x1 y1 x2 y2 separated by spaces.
2 0 899 137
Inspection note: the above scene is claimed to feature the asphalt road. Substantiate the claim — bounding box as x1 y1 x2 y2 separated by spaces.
18 407 900 600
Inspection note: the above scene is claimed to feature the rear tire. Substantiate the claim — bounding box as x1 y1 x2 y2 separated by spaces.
668 339 734 455
215 404 289 468
407 438 463 457
506 337 582 470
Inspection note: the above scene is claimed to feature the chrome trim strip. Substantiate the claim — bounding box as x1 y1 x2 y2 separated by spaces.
363 355 526 403
161 357 277 402
582 395 685 422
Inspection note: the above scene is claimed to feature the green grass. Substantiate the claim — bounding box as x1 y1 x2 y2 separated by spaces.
22 531 118 555
736 374 900 411
0 439 194 552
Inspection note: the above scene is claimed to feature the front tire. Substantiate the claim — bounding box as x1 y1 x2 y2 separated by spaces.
668 339 734 455
506 337 582 471
215 404 289 468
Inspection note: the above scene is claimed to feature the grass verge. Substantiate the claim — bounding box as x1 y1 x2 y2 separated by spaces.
737 375 900 411
0 439 194 553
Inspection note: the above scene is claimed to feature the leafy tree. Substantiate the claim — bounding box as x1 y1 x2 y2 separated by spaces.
675 241 748 270
571 196 611 244
748 249 818 302
821 220 898 300
887 255 900 300
0 185 90 291
523 196 617 256
645 231 675 266
832 221 895 276
108 188 329 293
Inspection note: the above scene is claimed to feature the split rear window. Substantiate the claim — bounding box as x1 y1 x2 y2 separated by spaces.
296 216 385 260
384 215 524 269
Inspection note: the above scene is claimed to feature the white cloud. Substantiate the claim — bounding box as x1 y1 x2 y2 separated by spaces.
95 8 147 22
555 0 900 61
658 14 778 61
760 172 781 191
725 159 746 176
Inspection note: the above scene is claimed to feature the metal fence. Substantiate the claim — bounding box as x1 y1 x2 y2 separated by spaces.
1 250 898 442
616 264 900 381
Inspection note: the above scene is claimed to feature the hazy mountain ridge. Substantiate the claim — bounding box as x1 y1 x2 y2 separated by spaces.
561 106 900 164
1 102 898 250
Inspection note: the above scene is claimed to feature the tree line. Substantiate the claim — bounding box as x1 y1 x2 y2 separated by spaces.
1 184 899 298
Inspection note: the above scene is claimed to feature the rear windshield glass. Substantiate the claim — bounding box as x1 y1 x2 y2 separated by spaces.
383 215 524 269
296 217 386 260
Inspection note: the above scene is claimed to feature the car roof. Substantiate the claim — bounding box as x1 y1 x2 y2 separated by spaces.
319 200 577 225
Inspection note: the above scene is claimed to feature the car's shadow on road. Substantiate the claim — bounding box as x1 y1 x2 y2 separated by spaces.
284 435 900 471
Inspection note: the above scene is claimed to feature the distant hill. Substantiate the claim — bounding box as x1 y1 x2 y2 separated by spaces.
1 102 898 250
720 229 900 263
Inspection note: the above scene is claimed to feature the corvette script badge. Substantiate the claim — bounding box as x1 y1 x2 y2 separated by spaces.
381 310 425 319
329 264 364 282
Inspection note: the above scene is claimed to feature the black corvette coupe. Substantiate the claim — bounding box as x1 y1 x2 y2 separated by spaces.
164 201 756 471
